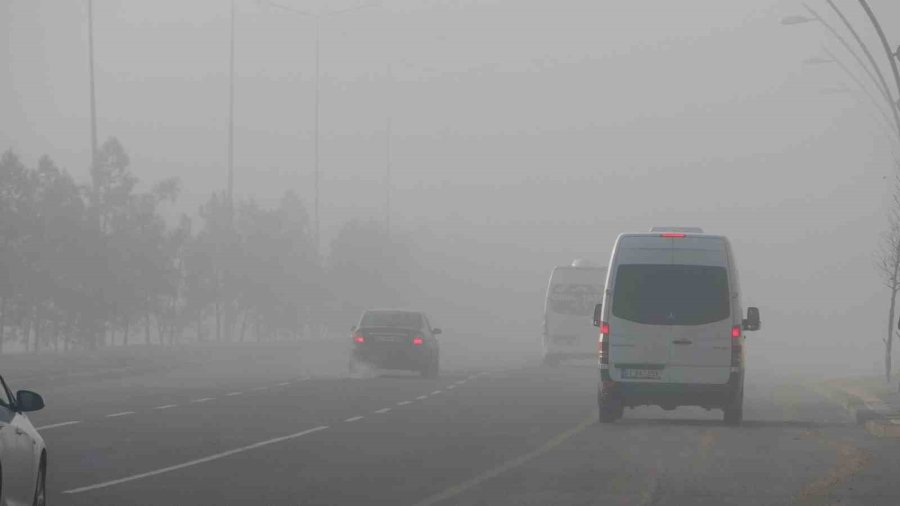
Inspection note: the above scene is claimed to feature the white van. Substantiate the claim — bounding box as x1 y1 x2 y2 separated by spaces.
542 260 607 366
593 230 760 425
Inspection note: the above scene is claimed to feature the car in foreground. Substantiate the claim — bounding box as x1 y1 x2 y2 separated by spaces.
0 375 46 505
350 309 442 378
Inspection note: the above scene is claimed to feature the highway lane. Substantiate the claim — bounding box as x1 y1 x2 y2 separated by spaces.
22 355 900 505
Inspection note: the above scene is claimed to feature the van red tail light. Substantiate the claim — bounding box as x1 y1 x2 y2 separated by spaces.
730 325 742 367
353 333 365 344
412 336 424 346
598 322 610 365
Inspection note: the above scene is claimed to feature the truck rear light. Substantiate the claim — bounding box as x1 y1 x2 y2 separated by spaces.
598 322 610 365
412 336 424 346
661 233 686 238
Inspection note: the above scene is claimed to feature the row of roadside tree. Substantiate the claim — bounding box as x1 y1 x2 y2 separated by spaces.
0 138 415 353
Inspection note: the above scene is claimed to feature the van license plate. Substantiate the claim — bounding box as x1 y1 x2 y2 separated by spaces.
621 368 661 380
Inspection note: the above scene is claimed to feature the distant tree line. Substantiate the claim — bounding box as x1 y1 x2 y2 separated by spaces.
0 139 414 353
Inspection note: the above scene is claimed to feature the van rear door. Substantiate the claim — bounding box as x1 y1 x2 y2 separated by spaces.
607 236 732 384
607 237 672 381
666 237 732 384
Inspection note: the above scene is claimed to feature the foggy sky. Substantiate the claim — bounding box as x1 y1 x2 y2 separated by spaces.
4 0 900 371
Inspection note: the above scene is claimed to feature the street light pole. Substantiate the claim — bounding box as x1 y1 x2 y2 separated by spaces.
857 0 900 108
804 3 892 105
314 17 320 252
87 0 98 180
385 63 392 237
259 0 372 254
228 0 235 214
823 0 900 130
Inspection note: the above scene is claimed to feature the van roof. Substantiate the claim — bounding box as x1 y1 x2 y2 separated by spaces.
622 232 724 239
649 226 704 233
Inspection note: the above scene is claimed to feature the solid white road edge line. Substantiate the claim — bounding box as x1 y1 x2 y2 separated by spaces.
35 420 81 431
63 425 330 495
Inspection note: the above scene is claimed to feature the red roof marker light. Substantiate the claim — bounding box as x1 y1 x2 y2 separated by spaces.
661 233 686 238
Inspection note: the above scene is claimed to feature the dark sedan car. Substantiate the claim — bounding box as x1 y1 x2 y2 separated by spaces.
350 310 441 378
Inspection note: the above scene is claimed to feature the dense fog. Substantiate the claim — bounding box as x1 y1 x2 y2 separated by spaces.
3 0 900 374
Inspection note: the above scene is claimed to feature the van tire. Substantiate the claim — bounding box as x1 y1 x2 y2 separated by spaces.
723 389 744 426
598 392 624 423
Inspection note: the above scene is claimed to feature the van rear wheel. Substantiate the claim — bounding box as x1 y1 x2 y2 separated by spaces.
723 389 744 426
598 391 624 423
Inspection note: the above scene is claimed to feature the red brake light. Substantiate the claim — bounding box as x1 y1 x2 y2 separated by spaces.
412 336 424 346
731 326 742 367
598 322 610 365
661 233 686 238
353 333 365 344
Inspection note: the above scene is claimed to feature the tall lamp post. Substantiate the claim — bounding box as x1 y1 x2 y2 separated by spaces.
260 0 373 254
784 1 900 385
87 0 99 186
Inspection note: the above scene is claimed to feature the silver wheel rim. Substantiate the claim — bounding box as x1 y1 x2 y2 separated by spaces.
35 467 45 506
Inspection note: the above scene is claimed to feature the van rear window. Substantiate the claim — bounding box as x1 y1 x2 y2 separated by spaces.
612 264 729 325
548 284 603 316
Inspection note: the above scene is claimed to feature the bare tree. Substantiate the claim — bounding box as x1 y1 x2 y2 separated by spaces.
876 176 900 384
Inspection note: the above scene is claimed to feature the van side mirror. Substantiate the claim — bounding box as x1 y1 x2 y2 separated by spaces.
592 304 603 327
432 328 442 335
742 307 760 331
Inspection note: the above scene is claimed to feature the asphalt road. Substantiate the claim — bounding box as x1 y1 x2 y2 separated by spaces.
16 346 900 505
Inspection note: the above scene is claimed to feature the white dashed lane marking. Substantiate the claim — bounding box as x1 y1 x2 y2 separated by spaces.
36 420 81 431
344 416 364 422
106 411 135 418
416 395 428 400
154 404 178 410
374 408 391 414
225 392 243 397
64 425 330 495
191 398 214 404
397 401 412 406
277 382 290 386
446 385 456 390
431 390 442 395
